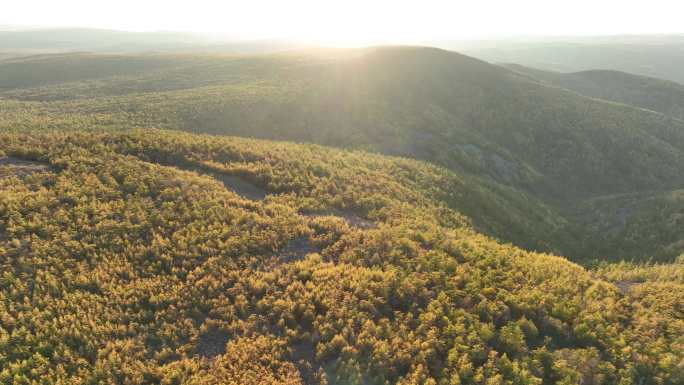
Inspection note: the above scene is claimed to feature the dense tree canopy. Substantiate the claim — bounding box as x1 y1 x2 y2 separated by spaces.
1 130 683 384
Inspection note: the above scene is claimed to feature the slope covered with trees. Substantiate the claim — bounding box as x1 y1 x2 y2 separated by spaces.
504 63 684 121
2 47 684 261
1 130 683 384
3 47 684 201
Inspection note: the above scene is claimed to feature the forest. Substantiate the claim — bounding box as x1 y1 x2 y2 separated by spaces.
0 130 682 384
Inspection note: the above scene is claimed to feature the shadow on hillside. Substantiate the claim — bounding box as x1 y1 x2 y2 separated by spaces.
196 327 231 359
210 173 268 200
289 340 372 385
291 339 320 385
275 236 319 264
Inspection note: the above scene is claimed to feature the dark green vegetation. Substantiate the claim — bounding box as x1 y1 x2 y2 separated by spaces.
1 130 683 384
3 47 684 261
504 63 684 121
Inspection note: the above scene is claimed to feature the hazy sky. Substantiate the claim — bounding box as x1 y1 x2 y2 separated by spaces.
4 0 684 44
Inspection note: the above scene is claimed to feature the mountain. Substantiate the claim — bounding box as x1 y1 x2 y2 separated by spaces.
2 46 684 262
450 35 684 84
3 47 684 198
1 129 682 384
504 63 684 121
0 28 208 51
2 40 684 383
0 28 307 55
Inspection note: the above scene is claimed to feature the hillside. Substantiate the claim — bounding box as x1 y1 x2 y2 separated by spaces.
569 189 684 261
2 47 684 260
1 129 683 384
504 63 684 121
3 47 684 200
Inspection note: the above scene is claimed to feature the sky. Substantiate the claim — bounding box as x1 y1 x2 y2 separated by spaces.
4 0 684 45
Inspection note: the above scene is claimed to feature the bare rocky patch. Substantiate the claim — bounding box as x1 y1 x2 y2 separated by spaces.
210 173 268 201
168 162 268 200
615 280 639 294
304 209 377 230
0 156 50 179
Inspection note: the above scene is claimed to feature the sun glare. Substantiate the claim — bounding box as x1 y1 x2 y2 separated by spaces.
4 0 684 45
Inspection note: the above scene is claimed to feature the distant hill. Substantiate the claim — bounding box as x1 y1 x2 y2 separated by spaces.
0 28 308 54
0 28 207 51
2 47 684 260
450 35 684 84
504 63 684 121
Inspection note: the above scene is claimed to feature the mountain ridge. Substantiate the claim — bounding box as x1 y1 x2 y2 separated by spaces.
2 46 684 260
503 63 684 121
